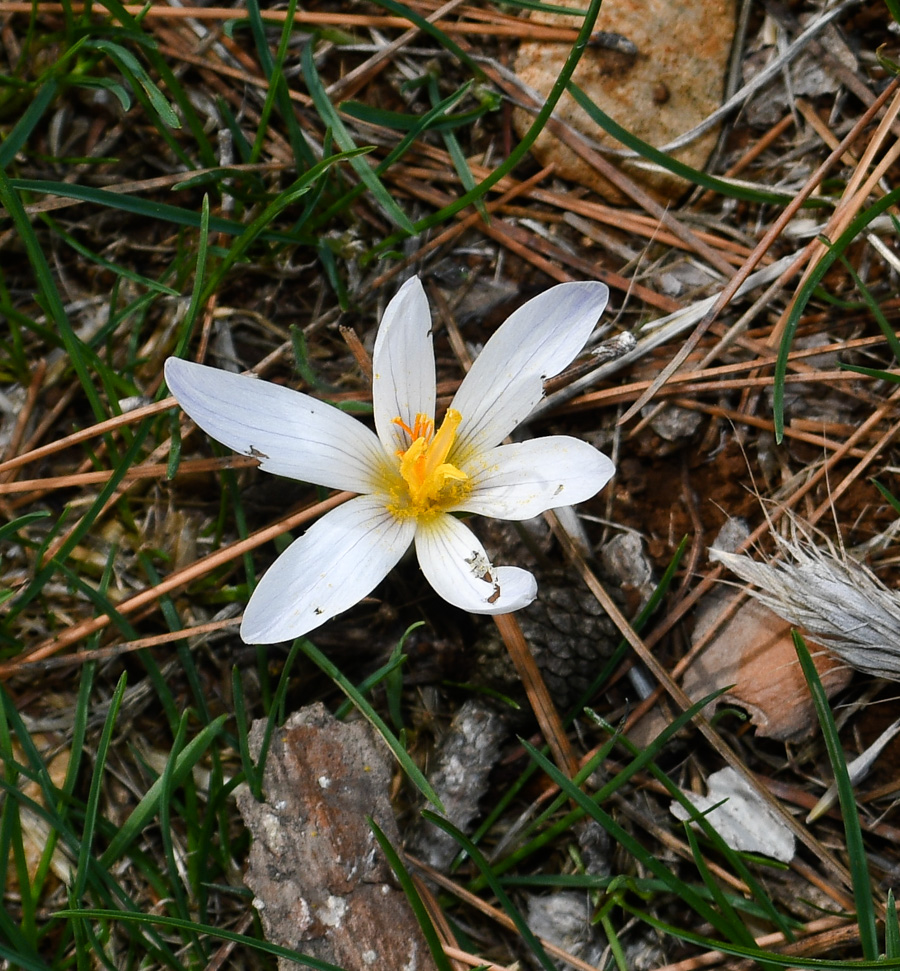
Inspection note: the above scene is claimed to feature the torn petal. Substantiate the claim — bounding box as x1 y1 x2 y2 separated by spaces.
415 514 537 614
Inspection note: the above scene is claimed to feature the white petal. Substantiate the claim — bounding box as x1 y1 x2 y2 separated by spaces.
165 358 388 494
371 276 437 456
415 515 537 615
455 436 615 521
240 495 415 643
450 282 609 454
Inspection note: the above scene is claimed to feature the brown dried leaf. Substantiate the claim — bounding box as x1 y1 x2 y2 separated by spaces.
235 704 438 971
683 598 852 741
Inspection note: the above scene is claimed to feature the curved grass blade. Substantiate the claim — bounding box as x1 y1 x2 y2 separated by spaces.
83 39 180 129
793 631 878 961
773 186 900 441
0 512 50 543
567 82 803 207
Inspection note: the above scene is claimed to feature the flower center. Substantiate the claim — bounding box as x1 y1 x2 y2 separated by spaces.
388 409 470 520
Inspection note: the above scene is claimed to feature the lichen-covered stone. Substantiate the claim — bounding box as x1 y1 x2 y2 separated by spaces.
513 0 735 203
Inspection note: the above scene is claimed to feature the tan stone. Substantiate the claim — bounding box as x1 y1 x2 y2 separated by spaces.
513 0 735 203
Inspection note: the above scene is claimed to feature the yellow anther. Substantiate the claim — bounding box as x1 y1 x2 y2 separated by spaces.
389 408 470 520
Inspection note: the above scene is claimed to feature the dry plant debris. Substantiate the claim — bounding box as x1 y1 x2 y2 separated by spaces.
1 0 900 967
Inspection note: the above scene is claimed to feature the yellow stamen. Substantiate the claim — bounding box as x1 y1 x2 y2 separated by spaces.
389 409 470 520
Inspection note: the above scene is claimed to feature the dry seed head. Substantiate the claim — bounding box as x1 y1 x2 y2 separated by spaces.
710 530 900 680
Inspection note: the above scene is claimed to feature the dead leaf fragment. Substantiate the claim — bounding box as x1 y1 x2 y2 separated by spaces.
683 597 851 741
671 767 795 862
236 704 438 971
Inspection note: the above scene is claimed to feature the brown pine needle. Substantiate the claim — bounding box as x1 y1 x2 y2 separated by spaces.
492 612 579 781
0 3 586 40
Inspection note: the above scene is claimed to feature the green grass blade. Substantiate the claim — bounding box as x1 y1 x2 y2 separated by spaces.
370 0 479 74
838 252 900 362
41 216 179 295
368 818 454 971
195 147 372 307
887 889 900 958
370 0 604 257
53 910 350 970
0 512 51 543
683 825 759 952
100 715 227 867
83 39 180 128
773 186 900 441
248 0 298 163
299 638 444 811
793 631 878 961
838 362 900 382
421 811 557 971
567 82 801 207
0 170 108 422
519 737 727 934
619 902 900 969
872 478 900 516
301 42 416 233
0 80 57 168
70 673 128 904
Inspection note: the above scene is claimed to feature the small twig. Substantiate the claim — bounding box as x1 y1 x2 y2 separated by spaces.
339 325 373 380
0 492 353 675
0 454 260 495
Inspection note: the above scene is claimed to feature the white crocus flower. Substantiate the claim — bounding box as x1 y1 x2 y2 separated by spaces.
164 276 615 644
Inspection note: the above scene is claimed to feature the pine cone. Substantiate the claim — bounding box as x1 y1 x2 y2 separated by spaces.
519 577 621 711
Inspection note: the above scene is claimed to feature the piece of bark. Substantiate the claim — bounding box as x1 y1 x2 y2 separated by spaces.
236 704 438 971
